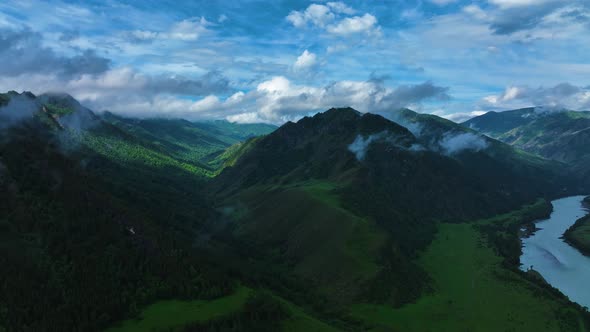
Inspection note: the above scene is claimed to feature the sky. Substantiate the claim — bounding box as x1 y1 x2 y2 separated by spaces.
0 0 589 124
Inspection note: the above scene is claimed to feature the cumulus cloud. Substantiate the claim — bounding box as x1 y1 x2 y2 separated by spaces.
0 27 110 78
481 83 590 111
229 77 449 123
287 4 335 28
287 2 381 37
18 74 446 124
326 13 381 36
293 50 317 72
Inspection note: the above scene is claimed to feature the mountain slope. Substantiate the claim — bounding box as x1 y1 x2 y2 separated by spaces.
211 107 573 309
0 101 235 331
0 91 282 332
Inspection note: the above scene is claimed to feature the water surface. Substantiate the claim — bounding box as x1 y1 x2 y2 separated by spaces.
520 195 590 308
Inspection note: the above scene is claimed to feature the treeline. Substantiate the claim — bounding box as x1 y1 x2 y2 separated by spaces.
475 199 552 268
563 215 590 257
0 122 234 331
178 291 290 332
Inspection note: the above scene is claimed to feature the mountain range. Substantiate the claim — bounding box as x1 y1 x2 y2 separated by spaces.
1 91 589 332
464 107 590 184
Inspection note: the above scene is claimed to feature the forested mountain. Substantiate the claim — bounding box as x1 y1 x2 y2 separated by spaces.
0 92 239 331
2 92 590 332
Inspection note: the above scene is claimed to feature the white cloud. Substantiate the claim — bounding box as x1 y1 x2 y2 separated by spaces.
327 13 381 36
287 4 335 28
437 110 488 122
326 2 356 15
481 83 590 110
127 17 211 42
439 132 489 155
293 49 317 72
287 3 381 37
230 77 448 123
463 5 488 20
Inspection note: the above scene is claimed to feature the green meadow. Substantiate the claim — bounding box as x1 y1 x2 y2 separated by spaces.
105 287 252 332
351 223 586 332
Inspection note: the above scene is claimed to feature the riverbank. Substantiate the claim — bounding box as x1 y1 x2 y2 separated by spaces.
520 196 590 309
563 196 590 257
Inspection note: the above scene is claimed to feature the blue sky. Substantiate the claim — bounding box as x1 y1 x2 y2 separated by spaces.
1 0 589 123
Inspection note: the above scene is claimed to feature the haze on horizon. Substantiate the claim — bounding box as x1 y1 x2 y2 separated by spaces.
0 0 589 124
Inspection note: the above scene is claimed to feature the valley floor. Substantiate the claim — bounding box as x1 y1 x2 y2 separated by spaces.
104 218 589 332
352 223 587 332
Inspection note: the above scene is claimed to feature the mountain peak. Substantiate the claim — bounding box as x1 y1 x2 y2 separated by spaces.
323 107 362 117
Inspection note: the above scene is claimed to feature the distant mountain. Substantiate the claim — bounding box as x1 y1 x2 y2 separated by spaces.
101 113 276 169
464 107 590 183
211 107 574 307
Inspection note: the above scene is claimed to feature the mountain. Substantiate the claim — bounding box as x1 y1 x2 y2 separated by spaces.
0 92 237 331
211 107 577 310
464 107 590 184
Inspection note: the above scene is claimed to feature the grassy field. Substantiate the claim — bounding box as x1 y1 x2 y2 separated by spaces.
351 223 586 332
278 298 342 332
104 285 342 332
105 287 252 332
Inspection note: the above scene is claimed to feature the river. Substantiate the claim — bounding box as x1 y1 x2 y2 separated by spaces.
520 195 590 308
